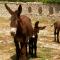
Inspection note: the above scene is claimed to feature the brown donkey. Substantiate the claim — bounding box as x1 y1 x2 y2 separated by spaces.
5 4 33 60
29 21 46 57
52 21 60 43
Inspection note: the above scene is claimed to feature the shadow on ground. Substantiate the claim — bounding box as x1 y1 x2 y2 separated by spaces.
11 54 16 60
10 54 39 60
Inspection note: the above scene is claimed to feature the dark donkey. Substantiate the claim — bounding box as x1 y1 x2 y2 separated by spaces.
5 4 33 60
29 21 46 57
52 21 60 43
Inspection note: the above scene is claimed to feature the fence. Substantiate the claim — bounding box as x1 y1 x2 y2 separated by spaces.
0 2 60 20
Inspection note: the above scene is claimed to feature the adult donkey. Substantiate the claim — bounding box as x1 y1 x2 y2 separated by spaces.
29 21 46 57
5 4 33 60
51 21 60 43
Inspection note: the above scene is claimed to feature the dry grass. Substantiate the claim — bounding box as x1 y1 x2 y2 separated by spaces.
0 17 60 60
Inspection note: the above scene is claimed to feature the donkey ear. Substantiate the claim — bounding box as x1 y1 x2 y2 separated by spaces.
5 3 14 15
17 5 22 16
35 21 39 25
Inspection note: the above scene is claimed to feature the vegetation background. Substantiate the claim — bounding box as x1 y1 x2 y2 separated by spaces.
0 0 60 3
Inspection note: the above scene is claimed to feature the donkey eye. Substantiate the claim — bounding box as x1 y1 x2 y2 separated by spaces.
11 17 15 21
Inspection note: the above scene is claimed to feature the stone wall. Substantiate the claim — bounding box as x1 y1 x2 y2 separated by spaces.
0 2 60 20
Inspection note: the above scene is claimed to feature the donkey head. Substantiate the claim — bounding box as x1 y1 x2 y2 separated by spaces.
5 4 22 36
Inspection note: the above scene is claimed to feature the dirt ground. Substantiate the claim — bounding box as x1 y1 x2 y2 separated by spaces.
0 17 60 60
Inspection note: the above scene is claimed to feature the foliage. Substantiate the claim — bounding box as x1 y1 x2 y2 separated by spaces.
0 0 60 3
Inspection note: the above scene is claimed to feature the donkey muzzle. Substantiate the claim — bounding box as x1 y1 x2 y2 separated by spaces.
10 28 17 36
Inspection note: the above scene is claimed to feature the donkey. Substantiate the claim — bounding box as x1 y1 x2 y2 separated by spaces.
52 21 60 43
29 21 46 57
5 4 33 60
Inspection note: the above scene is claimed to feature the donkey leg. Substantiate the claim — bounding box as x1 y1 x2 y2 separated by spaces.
14 38 20 60
54 28 56 42
31 40 33 57
34 39 37 57
57 30 59 43
29 40 31 55
29 39 33 57
25 41 27 56
20 42 27 60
